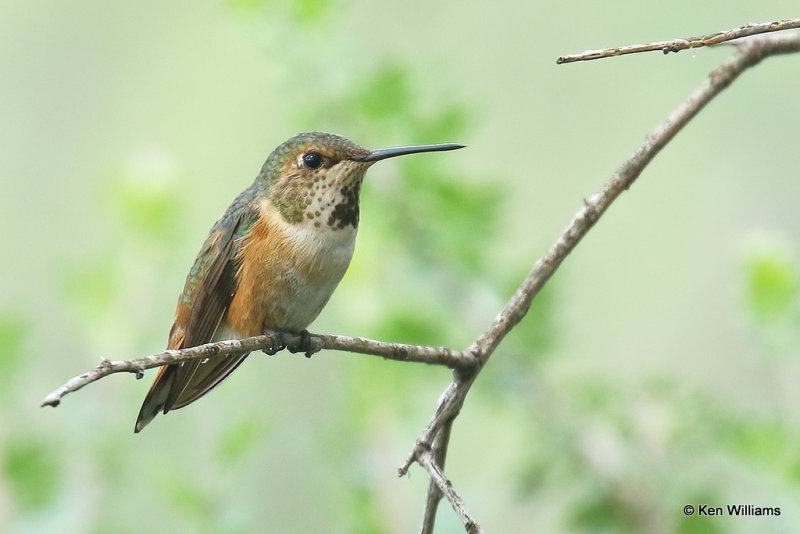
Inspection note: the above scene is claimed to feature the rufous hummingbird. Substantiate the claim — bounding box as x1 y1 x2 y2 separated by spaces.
135 131 464 432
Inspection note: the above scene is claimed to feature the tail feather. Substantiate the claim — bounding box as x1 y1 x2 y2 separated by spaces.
134 354 249 433
134 366 175 433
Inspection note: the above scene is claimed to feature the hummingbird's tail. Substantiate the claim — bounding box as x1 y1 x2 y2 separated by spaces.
134 365 174 432
134 353 249 432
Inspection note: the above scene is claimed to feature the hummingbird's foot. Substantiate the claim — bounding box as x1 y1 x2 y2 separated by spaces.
287 330 319 358
261 330 286 356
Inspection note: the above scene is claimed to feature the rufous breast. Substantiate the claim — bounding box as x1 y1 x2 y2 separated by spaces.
226 198 356 336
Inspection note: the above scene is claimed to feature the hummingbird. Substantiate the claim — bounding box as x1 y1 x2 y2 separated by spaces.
134 131 464 432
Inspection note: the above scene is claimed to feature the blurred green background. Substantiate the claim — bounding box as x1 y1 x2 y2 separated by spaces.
2 1 800 532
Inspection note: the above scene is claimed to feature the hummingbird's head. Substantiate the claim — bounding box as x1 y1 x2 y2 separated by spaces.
259 131 463 230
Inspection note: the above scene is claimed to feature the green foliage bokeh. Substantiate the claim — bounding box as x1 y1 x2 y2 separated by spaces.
1 1 799 533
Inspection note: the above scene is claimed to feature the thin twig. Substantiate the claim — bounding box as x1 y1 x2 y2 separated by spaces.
399 376 471 476
40 331 475 408
556 18 800 64
419 419 454 534
417 448 482 534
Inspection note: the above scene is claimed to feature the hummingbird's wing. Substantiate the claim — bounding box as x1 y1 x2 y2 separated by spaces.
135 196 258 432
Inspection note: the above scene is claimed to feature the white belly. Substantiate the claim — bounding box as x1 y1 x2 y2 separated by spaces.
263 217 356 332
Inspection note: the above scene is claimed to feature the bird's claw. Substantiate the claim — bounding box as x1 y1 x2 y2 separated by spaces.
261 330 286 356
287 330 319 358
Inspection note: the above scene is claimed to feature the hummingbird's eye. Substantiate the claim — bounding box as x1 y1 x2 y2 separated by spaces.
302 151 323 170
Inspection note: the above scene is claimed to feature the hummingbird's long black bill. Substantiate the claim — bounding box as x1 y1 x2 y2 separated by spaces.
356 143 465 162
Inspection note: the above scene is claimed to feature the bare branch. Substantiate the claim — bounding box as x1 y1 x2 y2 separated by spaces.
417 448 482 534
419 419 454 534
40 331 475 408
556 18 800 64
400 31 800 529
400 377 470 477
